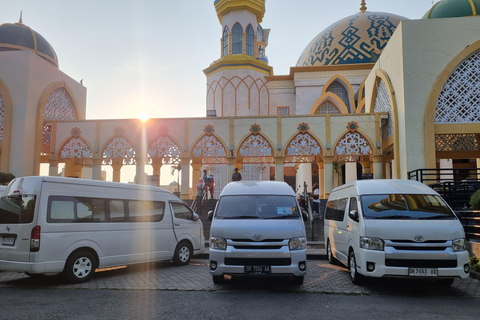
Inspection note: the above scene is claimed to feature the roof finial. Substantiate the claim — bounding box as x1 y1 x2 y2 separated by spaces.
360 0 367 12
19 11 23 24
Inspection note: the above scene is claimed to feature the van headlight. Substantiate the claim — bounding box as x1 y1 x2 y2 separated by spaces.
360 236 384 251
452 238 466 252
289 237 307 250
210 237 227 250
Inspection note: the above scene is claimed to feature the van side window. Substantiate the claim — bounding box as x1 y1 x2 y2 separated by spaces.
171 202 194 220
48 196 103 223
127 200 165 222
325 198 347 221
349 197 359 222
108 200 125 222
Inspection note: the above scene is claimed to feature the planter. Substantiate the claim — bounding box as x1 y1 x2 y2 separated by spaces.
470 270 480 280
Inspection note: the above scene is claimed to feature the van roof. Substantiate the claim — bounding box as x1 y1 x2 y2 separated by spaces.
220 181 295 196
332 179 439 195
8 176 173 194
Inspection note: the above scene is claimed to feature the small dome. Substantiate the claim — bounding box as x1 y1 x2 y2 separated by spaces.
296 10 407 67
423 0 480 19
0 20 58 67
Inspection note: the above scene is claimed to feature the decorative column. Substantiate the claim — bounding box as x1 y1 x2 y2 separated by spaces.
323 156 334 198
111 158 123 182
345 161 357 184
151 158 163 186
371 155 384 179
226 158 236 182
91 159 103 180
191 160 203 186
274 156 285 181
317 160 325 198
180 157 191 199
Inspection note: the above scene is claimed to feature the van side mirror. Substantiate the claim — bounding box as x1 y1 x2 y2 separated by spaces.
349 209 359 222
192 212 199 221
207 210 214 222
302 209 308 222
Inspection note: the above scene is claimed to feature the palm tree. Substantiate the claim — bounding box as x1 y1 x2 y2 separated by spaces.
170 164 181 193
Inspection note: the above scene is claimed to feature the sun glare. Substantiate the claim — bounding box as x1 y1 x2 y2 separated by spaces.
138 112 149 122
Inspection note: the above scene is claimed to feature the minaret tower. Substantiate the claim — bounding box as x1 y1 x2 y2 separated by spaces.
204 0 273 117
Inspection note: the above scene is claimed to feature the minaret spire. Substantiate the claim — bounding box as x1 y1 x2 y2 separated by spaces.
360 0 367 12
19 11 23 24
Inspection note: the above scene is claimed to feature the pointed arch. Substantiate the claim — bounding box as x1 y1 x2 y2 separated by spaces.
191 133 227 164
370 70 400 179
101 132 137 165
333 129 374 159
222 26 229 57
148 135 181 165
237 133 275 164
310 92 349 114
284 131 323 163
58 135 93 160
246 24 255 56
0 77 13 172
322 74 356 113
232 22 243 54
34 82 81 175
425 40 480 168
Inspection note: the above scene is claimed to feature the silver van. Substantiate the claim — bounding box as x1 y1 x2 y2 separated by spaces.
324 179 470 285
208 181 308 285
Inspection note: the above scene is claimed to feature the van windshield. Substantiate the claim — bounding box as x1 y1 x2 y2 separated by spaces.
215 195 300 219
0 195 36 224
360 194 455 220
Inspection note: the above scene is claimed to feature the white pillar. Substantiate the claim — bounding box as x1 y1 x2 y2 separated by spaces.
296 163 312 194
439 159 453 182
345 162 357 184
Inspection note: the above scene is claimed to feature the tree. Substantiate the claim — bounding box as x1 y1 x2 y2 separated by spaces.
170 164 181 192
470 189 480 210
0 172 15 185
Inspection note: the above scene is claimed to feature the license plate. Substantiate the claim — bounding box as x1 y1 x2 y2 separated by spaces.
2 236 15 246
408 268 437 277
245 265 271 274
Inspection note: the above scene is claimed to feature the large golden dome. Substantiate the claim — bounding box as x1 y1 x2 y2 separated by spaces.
296 9 407 67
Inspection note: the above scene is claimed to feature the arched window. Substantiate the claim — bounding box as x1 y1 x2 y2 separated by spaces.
246 25 254 56
222 26 229 57
232 23 243 54
327 81 350 112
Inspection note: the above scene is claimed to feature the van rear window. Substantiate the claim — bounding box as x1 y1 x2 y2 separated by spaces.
0 195 36 224
361 194 455 220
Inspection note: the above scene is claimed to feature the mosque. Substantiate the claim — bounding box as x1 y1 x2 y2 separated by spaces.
0 0 479 199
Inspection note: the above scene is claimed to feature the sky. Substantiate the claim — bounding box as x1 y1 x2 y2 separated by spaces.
1 0 438 121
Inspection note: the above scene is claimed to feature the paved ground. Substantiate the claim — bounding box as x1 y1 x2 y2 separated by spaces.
1 258 479 298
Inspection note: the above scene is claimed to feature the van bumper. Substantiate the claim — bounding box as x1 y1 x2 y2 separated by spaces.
356 249 470 279
209 249 307 277
0 259 64 274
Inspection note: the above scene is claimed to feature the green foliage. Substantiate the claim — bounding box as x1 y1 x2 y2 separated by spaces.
0 172 15 185
470 256 480 272
470 189 480 209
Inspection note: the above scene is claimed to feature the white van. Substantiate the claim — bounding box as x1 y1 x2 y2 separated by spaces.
325 179 470 285
208 181 308 285
0 176 204 283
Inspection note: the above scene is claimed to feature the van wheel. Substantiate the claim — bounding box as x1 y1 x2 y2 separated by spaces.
212 275 224 284
326 239 338 265
348 250 364 285
64 251 96 283
173 241 192 266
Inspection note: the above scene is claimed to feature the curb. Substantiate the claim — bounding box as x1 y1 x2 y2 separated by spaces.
470 270 480 280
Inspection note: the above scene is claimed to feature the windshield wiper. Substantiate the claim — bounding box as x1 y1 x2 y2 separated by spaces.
264 215 296 219
372 215 411 219
418 215 453 220
221 215 259 219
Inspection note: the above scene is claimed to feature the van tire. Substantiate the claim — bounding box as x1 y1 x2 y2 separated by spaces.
326 239 338 265
212 275 224 284
64 251 97 283
348 250 364 285
173 241 192 266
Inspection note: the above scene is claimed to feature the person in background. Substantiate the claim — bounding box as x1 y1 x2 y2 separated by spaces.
209 174 215 199
312 183 321 219
232 167 242 181
195 178 204 214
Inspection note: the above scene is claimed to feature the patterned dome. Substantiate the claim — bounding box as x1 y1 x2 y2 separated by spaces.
423 0 480 19
0 20 58 67
296 10 408 66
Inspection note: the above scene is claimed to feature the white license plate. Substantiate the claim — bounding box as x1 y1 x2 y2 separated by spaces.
408 268 437 277
2 236 15 246
245 265 271 274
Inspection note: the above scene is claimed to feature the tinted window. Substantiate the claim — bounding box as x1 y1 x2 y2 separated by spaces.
0 195 35 224
215 195 300 219
325 198 347 222
171 202 195 220
361 194 455 220
128 200 165 222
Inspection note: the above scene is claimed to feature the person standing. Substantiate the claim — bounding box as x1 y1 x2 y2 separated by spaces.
209 174 215 199
232 167 242 181
195 178 204 214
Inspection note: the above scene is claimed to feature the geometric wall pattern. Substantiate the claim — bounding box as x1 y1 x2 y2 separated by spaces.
59 137 92 159
327 81 350 112
435 134 479 152
102 136 136 165
238 134 274 163
285 132 322 163
148 136 181 164
374 79 394 139
44 88 76 121
192 135 227 164
335 132 371 156
435 49 480 123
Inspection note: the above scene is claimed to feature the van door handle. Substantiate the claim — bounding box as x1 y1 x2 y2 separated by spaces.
175 223 180 226
346 223 350 228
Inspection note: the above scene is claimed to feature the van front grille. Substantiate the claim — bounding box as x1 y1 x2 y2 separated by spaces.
385 259 457 268
224 258 291 266
392 246 447 251
232 245 283 250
